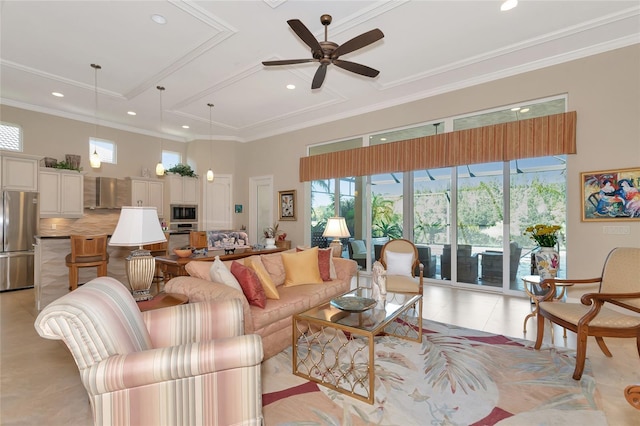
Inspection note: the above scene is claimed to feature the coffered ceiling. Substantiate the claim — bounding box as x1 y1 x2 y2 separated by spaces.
1 1 638 143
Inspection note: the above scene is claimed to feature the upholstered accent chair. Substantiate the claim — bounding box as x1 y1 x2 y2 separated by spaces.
348 239 368 268
415 245 437 278
34 277 264 426
441 244 479 282
480 241 522 283
534 247 640 380
378 238 424 319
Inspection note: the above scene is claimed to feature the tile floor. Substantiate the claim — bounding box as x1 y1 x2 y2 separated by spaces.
1 284 639 425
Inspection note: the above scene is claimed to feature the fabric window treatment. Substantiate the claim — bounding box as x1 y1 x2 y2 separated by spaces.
299 111 576 182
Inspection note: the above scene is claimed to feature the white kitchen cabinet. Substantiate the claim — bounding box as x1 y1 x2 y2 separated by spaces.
39 169 83 218
1 154 39 191
128 177 164 217
165 175 199 205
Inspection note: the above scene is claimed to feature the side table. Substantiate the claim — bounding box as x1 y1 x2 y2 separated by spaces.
522 275 573 341
137 292 188 312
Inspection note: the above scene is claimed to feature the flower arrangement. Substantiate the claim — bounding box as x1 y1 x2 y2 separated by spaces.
523 224 562 247
263 223 280 239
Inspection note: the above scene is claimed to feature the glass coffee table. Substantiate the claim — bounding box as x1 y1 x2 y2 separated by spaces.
292 287 422 404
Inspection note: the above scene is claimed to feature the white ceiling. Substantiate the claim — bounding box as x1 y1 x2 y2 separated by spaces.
1 1 639 143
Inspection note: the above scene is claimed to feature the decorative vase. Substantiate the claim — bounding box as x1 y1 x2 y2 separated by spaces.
534 247 559 279
265 238 276 249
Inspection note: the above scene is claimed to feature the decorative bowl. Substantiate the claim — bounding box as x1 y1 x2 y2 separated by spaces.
173 248 193 258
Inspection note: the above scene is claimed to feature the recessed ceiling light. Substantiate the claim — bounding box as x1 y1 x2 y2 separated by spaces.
182 125 189 129
520 108 530 113
380 138 387 141
127 111 136 116
511 107 521 111
286 84 296 90
51 92 64 97
151 14 167 24
501 0 518 12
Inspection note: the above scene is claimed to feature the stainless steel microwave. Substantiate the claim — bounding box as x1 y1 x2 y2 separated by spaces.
170 204 197 222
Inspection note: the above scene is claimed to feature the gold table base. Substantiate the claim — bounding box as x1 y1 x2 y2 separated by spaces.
292 293 422 404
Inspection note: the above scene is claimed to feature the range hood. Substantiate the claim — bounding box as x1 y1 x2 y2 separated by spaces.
84 177 121 209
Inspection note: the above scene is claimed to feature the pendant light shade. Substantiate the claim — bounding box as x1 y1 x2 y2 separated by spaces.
156 86 165 176
206 102 215 182
90 63 102 169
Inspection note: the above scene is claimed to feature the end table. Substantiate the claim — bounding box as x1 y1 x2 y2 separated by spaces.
137 292 188 312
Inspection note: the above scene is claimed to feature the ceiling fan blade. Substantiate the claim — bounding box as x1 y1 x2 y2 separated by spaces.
332 29 384 58
333 60 380 78
262 59 316 66
312 64 328 89
287 19 322 57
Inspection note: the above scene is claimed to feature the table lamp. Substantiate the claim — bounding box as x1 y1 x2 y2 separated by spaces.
323 217 351 257
109 206 166 301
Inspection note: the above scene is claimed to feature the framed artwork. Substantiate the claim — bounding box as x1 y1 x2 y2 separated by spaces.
235 204 243 213
581 167 640 221
278 190 296 221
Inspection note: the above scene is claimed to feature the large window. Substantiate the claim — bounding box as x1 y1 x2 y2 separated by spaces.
0 123 22 151
308 96 567 295
162 150 181 169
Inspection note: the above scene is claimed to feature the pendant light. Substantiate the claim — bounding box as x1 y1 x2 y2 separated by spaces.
206 103 214 182
89 63 102 169
155 85 165 176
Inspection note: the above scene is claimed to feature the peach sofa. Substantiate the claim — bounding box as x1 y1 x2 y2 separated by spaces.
165 251 358 359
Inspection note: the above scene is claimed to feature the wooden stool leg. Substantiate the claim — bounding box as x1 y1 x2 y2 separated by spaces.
68 266 78 291
97 263 108 277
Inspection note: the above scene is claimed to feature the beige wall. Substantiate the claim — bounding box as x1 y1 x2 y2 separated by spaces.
2 44 639 293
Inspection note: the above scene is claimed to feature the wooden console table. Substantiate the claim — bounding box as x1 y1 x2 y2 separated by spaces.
156 247 286 283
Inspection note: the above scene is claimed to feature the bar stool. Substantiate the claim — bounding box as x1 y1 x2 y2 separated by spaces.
143 231 170 293
65 234 109 291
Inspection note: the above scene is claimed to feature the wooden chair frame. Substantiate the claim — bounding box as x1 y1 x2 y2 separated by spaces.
66 234 109 291
533 247 640 380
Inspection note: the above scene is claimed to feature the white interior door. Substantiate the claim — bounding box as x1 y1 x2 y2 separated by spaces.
203 174 232 230
249 175 273 245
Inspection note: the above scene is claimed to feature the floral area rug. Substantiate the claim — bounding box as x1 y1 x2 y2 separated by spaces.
261 319 605 425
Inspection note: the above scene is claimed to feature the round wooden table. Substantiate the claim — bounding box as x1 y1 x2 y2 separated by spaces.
136 292 188 312
522 274 573 341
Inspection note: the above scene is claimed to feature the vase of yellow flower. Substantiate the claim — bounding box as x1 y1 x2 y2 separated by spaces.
524 224 561 279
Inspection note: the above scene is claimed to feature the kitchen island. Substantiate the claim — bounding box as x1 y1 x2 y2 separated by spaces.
34 232 190 310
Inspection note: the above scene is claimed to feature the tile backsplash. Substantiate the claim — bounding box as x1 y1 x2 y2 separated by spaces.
40 210 121 236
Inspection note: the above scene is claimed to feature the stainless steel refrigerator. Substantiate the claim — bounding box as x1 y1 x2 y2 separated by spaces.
0 191 39 291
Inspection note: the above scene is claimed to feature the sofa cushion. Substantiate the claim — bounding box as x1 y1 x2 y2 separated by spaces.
244 256 279 300
185 261 213 281
209 256 242 292
282 247 323 286
230 261 267 308
250 280 350 332
260 252 286 286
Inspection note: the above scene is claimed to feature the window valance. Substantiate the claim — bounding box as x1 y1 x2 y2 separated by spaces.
299 111 576 181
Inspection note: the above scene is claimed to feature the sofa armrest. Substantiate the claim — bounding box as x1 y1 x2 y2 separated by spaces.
142 298 244 348
165 276 255 334
82 334 263 395
333 257 358 283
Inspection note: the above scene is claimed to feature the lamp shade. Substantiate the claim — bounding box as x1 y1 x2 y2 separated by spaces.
109 206 166 247
322 217 351 238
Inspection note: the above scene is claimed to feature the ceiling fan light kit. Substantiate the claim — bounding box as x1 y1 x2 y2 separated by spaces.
262 14 384 89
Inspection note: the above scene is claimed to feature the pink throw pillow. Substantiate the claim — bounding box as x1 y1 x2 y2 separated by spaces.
230 261 267 308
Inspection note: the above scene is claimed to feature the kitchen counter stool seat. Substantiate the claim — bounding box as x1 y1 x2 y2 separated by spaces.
65 234 109 291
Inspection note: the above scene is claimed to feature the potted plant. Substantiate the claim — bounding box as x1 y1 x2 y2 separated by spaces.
263 223 280 249
523 224 562 279
165 163 197 177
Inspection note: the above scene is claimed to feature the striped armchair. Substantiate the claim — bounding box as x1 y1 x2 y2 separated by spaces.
35 277 264 426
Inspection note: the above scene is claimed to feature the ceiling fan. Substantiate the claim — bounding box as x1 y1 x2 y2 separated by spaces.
262 14 384 89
